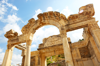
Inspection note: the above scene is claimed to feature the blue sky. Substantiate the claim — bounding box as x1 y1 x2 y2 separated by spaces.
0 0 100 65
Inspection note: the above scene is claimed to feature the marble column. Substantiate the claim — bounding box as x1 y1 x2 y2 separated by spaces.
60 27 74 66
2 46 14 66
24 40 32 66
40 55 47 66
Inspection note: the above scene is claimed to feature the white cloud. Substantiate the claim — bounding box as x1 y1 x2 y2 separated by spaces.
2 14 21 24
61 6 73 17
0 0 19 22
3 23 22 34
46 7 53 11
1 14 22 34
0 48 3 52
1 0 18 11
0 3 7 16
0 52 5 64
33 26 60 45
33 9 42 19
6 3 18 11
11 54 22 65
31 44 36 48
67 28 83 43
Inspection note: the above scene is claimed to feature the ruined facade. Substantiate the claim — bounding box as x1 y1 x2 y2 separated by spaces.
2 4 100 66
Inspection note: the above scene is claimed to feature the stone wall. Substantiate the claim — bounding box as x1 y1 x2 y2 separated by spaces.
38 35 71 48
30 56 35 66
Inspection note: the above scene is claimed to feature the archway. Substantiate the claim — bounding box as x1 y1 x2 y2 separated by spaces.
21 11 73 66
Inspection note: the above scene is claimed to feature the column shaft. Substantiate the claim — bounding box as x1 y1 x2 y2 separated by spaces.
63 36 74 66
2 48 14 66
40 55 47 66
24 44 31 66
22 55 25 66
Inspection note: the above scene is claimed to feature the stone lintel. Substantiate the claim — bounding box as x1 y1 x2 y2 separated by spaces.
31 51 39 57
66 18 95 32
15 44 26 50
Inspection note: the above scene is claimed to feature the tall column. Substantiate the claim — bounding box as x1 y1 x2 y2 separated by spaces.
40 55 47 66
2 45 14 66
21 50 26 66
24 40 32 66
60 26 74 66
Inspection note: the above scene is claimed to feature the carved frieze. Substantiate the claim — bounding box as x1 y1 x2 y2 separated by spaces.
21 18 36 34
67 4 95 25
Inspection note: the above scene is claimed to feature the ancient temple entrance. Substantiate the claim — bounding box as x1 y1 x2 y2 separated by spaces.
2 4 100 66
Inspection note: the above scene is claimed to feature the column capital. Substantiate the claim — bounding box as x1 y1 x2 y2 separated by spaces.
60 26 67 38
25 33 34 41
7 44 14 49
26 40 32 46
88 21 99 30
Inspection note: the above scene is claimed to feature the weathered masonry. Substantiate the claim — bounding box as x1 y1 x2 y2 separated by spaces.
2 4 100 66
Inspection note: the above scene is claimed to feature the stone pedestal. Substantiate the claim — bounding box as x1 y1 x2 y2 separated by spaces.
24 40 32 66
2 47 14 66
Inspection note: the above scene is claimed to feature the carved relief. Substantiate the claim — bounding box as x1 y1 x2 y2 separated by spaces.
38 35 70 48
5 29 19 39
43 35 63 47
79 4 95 16
67 4 95 25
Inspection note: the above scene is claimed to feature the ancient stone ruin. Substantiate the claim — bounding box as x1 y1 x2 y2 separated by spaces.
2 4 100 66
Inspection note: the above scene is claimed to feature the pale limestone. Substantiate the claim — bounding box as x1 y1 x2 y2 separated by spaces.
2 4 100 66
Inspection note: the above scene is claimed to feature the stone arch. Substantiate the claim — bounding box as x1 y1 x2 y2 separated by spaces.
21 11 68 35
